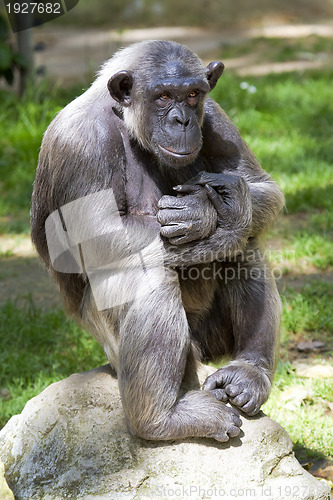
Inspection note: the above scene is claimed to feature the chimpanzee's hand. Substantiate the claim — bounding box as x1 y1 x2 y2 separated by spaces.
177 171 252 231
157 185 217 245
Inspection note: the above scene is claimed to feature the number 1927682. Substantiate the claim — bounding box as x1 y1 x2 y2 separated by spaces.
6 2 61 14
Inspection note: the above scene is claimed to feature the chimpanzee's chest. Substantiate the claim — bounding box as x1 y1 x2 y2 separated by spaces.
124 141 208 216
124 146 163 216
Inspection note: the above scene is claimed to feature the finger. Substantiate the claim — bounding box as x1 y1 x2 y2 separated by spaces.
225 384 243 398
169 232 200 245
160 222 191 239
204 184 225 213
173 184 203 194
187 172 227 188
157 209 185 226
246 405 261 417
158 195 187 210
202 380 217 391
202 371 223 391
186 172 211 185
210 388 228 402
230 391 251 407
241 399 259 415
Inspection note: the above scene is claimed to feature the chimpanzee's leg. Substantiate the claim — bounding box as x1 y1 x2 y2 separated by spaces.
117 267 242 441
198 258 281 416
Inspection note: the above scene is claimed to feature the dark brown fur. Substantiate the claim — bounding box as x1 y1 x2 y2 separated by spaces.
31 41 284 442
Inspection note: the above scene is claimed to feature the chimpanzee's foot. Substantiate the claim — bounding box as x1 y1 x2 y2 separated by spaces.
202 360 271 416
127 390 242 443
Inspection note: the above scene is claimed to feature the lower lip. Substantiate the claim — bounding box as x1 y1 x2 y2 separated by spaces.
158 144 200 159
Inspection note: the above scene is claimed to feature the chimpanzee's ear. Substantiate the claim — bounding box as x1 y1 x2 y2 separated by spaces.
205 62 225 91
107 71 134 106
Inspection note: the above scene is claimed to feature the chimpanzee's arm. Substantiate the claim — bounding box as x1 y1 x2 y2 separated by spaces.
200 97 285 236
158 98 284 267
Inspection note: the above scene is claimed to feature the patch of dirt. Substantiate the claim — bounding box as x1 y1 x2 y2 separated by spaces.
26 22 333 86
0 236 60 309
265 212 333 292
277 271 333 293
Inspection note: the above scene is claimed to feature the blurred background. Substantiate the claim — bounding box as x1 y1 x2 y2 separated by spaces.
1 0 333 87
0 0 332 492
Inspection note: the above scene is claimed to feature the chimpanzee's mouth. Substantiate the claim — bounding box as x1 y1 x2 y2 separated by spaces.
158 144 200 159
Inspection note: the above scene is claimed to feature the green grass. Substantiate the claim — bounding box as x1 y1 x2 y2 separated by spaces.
269 231 333 271
0 52 332 469
212 69 333 215
220 35 333 64
263 362 333 457
281 282 333 342
0 82 87 233
275 281 333 460
0 298 106 427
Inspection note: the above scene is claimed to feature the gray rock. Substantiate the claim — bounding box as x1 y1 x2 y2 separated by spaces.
0 365 330 500
0 459 14 500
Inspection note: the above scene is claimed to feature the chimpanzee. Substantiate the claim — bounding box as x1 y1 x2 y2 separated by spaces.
31 40 284 442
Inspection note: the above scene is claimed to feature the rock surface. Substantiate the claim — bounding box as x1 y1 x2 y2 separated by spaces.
0 365 330 500
0 459 14 500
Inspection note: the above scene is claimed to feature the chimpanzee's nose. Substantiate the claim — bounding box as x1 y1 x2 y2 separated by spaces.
175 116 190 127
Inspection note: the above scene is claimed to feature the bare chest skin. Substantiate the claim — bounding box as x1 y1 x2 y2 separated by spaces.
124 140 162 216
123 137 206 217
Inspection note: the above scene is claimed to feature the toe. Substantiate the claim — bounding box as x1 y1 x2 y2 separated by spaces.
227 425 241 438
210 431 229 442
232 414 242 427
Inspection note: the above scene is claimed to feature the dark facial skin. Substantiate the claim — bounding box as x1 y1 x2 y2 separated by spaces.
108 60 224 168
146 63 210 167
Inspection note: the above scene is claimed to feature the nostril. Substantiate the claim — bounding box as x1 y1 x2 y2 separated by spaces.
175 117 190 127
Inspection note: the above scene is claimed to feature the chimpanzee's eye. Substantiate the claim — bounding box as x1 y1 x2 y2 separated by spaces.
188 90 199 98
